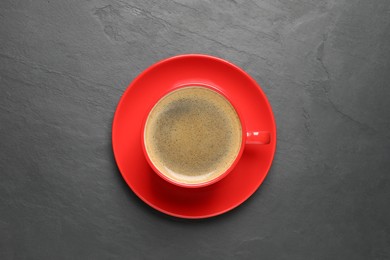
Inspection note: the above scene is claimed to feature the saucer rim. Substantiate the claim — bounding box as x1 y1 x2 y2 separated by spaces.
112 54 277 219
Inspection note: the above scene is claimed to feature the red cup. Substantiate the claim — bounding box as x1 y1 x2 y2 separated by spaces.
141 83 270 188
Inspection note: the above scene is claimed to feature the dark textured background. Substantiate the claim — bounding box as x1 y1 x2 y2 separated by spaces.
1 0 390 259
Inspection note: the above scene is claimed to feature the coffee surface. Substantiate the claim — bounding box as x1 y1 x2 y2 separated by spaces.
144 87 242 184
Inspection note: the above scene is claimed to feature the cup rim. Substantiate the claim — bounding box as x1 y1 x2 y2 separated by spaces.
141 83 247 188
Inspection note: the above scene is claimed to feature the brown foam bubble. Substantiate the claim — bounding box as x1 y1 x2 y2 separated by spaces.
144 87 242 184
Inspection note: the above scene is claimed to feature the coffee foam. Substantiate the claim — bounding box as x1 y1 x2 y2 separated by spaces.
144 87 242 184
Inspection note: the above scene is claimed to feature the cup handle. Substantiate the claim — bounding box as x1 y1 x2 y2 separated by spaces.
246 131 271 145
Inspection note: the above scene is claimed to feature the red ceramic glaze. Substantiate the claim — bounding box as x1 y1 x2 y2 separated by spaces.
112 54 277 219
140 83 270 189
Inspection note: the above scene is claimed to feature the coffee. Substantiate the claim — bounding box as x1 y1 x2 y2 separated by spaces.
144 87 242 184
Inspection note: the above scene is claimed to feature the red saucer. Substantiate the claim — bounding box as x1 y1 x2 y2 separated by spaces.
112 54 276 218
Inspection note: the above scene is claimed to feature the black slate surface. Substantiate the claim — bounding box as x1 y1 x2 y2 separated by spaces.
1 0 390 259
